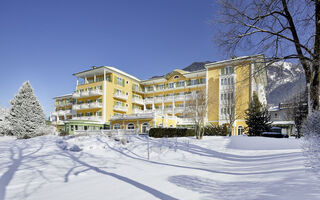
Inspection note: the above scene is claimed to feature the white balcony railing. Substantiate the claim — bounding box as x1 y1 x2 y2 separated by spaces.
174 107 184 113
113 105 128 112
89 102 103 109
164 96 174 102
80 103 90 109
132 108 144 114
73 104 81 110
89 89 103 96
154 97 163 103
132 97 144 105
144 98 153 104
174 95 185 101
73 116 102 121
72 92 81 98
81 91 90 97
113 93 128 100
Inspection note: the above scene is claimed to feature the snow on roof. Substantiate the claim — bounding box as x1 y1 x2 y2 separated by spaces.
53 94 73 100
271 121 295 125
268 106 279 112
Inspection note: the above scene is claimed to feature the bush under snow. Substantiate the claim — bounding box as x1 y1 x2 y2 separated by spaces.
302 111 320 177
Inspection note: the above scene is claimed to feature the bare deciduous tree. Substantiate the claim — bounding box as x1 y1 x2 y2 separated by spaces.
185 89 208 139
216 0 320 114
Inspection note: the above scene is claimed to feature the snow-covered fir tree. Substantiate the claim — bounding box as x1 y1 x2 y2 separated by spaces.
0 106 10 135
7 81 46 138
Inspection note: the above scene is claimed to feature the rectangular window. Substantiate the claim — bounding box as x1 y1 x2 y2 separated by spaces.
176 81 185 87
168 83 174 88
116 77 124 87
199 78 206 84
190 79 198 86
157 84 164 90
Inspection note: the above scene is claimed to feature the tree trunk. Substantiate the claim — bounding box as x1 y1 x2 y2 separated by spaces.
312 0 320 112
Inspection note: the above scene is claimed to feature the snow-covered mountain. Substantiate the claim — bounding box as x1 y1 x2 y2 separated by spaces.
163 61 305 107
267 62 305 106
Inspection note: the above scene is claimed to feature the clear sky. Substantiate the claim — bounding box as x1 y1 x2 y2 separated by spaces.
0 0 229 117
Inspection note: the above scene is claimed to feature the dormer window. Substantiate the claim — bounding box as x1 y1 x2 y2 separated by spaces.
174 75 179 79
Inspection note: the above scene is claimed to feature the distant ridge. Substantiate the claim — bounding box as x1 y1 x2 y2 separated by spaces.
182 61 213 72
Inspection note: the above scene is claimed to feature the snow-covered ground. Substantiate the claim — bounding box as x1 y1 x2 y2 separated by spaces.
0 135 319 200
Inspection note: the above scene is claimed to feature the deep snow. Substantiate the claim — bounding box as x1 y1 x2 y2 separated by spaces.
0 135 319 200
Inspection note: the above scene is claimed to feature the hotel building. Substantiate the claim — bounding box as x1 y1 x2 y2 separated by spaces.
50 55 267 135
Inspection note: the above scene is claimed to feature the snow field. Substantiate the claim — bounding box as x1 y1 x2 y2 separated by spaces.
0 135 319 200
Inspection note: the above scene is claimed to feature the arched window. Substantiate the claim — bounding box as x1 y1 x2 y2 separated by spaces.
174 75 179 79
127 123 135 129
113 123 121 130
142 123 150 133
237 126 244 135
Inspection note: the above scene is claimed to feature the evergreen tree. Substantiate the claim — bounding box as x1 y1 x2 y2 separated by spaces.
245 93 270 136
6 81 46 138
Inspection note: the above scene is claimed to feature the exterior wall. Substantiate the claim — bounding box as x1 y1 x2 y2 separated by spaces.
207 67 220 123
52 55 267 134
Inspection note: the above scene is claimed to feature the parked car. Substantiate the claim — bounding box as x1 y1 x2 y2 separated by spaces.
262 127 289 138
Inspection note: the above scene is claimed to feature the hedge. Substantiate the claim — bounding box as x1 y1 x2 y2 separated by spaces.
149 128 195 138
203 125 229 136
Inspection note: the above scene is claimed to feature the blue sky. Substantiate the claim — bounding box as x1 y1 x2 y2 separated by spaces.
0 0 229 117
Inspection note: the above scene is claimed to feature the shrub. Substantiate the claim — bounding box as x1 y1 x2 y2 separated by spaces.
204 125 229 136
149 128 195 138
59 130 69 136
302 111 320 177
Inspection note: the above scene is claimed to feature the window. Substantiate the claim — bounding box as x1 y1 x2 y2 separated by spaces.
116 77 124 87
114 123 121 130
142 123 150 133
237 126 244 135
176 81 185 87
190 79 198 86
200 78 206 84
146 86 154 92
174 75 179 79
158 123 163 128
126 80 129 84
86 112 92 116
223 66 234 75
127 123 135 129
157 84 164 90
168 82 174 88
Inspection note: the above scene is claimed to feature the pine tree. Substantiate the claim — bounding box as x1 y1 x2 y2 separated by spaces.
245 93 270 136
6 81 46 139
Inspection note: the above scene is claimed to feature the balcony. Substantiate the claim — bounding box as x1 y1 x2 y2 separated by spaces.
144 98 153 104
72 104 81 110
132 97 144 105
80 103 90 109
113 93 128 100
89 102 103 109
174 95 185 101
154 97 163 103
73 116 102 121
113 105 128 112
72 92 81 98
174 107 184 113
54 102 72 107
185 94 193 100
81 91 89 97
164 96 174 102
177 118 194 125
132 108 144 114
89 89 103 96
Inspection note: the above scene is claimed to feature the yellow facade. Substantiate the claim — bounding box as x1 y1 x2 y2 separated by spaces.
52 55 267 135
